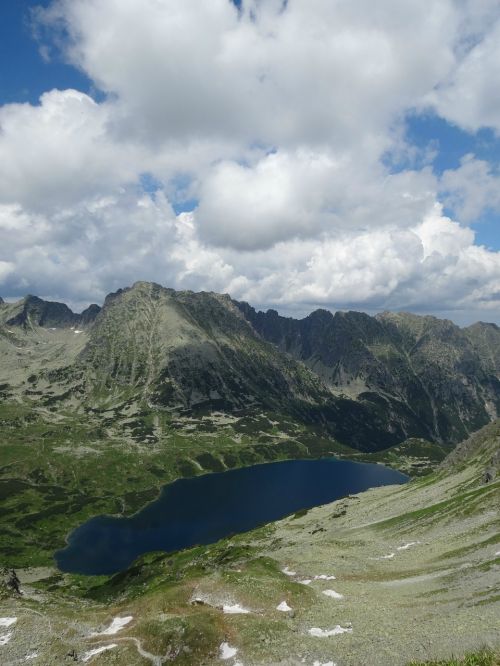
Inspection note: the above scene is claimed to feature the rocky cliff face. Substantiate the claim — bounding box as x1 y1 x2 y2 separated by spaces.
2 282 499 452
75 282 408 450
465 321 500 375
80 282 329 412
0 294 100 329
236 303 500 444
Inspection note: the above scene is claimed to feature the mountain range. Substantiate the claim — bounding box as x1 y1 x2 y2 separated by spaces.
1 281 499 665
2 281 500 454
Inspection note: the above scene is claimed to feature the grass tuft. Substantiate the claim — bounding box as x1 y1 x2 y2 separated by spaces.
408 649 499 666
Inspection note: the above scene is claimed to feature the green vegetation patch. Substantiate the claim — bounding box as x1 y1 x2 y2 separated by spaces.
0 397 364 568
372 481 500 531
408 648 499 665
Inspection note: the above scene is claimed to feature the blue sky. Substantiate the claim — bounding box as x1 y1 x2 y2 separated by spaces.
404 113 500 250
0 1 92 105
2 1 498 246
0 0 499 322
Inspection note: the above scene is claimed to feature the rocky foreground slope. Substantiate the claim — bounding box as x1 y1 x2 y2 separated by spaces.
0 417 498 665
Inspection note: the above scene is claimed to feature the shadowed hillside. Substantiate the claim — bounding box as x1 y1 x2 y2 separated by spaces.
237 302 500 444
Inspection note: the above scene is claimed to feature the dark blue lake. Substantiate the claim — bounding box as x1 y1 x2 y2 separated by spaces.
55 458 407 575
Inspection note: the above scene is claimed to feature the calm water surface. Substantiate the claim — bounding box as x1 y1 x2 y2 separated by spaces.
55 458 407 575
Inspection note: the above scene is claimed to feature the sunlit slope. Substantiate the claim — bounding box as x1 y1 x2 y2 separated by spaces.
0 296 95 400
1 419 498 665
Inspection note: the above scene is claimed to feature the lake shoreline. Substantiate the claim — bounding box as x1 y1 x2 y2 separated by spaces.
55 457 408 576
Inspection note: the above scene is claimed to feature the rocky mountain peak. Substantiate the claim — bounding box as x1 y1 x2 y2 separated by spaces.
2 282 500 451
236 300 500 444
3 294 100 329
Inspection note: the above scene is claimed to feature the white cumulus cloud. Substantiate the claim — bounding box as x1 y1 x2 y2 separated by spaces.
0 0 498 321
440 155 500 222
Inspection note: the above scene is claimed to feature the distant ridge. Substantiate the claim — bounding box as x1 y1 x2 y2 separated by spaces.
1 281 499 451
1 294 100 329
236 300 500 443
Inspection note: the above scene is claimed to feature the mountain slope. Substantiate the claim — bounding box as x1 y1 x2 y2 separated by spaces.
3 283 500 456
79 282 332 413
2 420 498 665
465 321 500 376
0 294 100 329
3 282 433 453
237 303 500 444
2 283 500 457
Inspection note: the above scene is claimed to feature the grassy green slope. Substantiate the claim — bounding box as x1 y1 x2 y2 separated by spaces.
0 421 497 665
0 398 362 568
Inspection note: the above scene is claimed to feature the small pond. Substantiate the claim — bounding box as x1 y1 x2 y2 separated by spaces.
55 458 407 575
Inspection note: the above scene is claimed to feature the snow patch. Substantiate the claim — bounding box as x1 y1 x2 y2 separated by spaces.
495 551 500 556
277 601 292 612
0 618 16 647
24 652 39 661
370 553 394 560
397 542 419 551
298 579 312 585
90 616 133 636
313 661 337 666
282 566 296 576
220 642 238 660
308 625 352 637
322 589 344 599
82 644 118 662
222 604 250 614
314 574 336 581
74 330 83 334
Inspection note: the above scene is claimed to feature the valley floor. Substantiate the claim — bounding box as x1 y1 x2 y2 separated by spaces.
1 427 498 666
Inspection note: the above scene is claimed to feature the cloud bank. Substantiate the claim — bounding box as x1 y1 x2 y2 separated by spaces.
1 0 500 320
